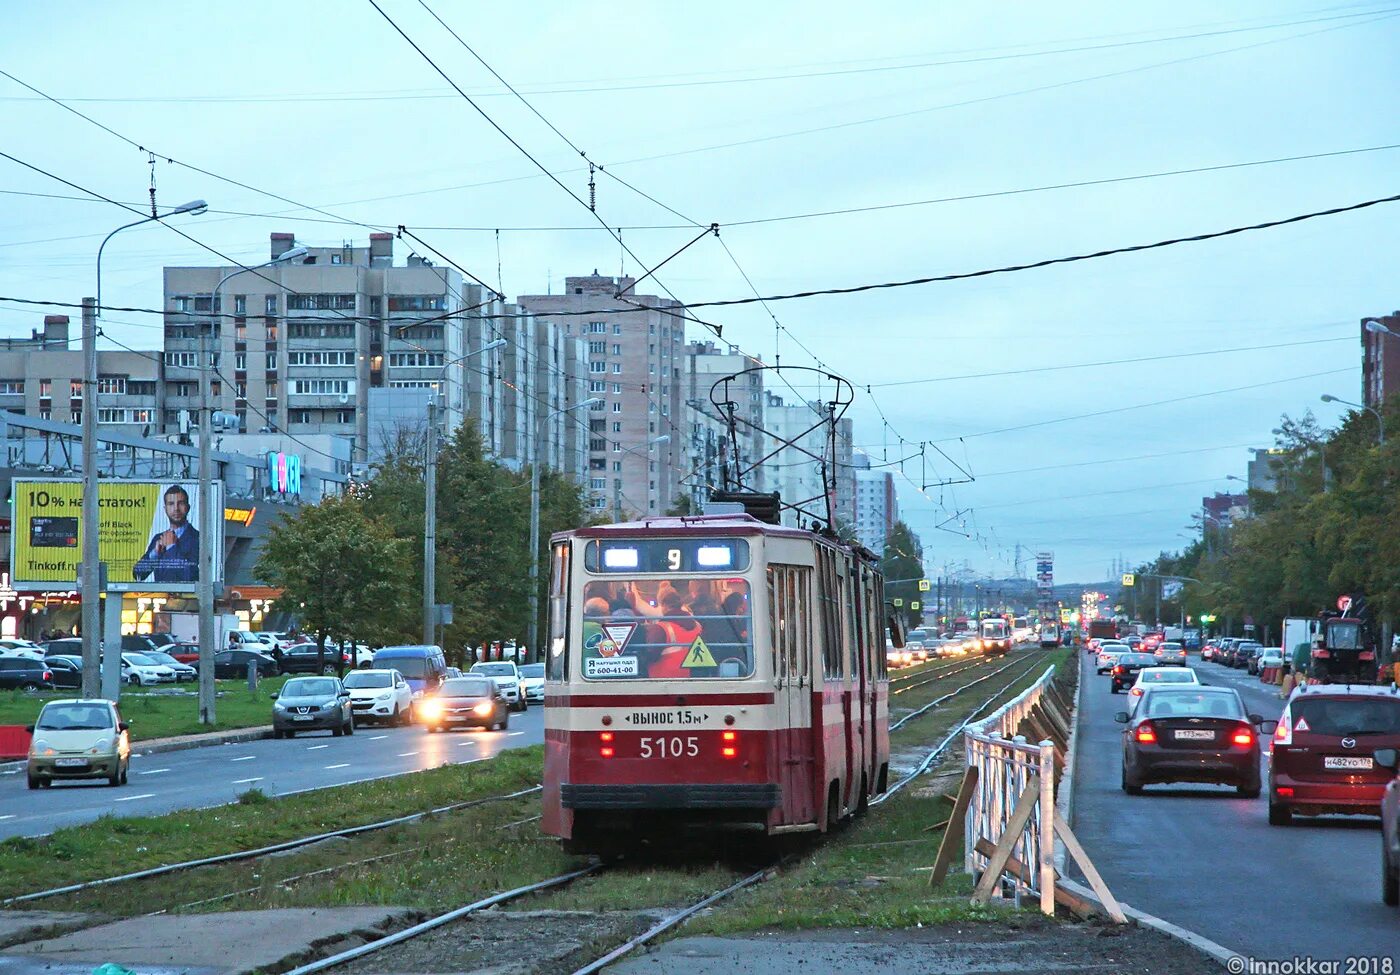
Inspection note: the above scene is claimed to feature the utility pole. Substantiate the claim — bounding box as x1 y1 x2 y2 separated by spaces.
423 399 437 645
80 297 100 699
198 326 215 724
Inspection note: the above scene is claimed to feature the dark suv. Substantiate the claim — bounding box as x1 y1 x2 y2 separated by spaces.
0 658 54 692
1268 685 1400 826
279 643 350 675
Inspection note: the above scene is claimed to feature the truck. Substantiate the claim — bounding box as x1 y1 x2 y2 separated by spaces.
1311 595 1379 684
1088 619 1119 642
1281 617 1320 670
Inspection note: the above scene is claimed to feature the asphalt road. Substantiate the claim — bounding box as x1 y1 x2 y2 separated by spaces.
1072 651 1396 963
0 705 544 840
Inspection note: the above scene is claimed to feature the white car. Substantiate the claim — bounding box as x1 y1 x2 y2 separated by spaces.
1097 644 1130 675
1127 666 1200 715
342 668 415 726
0 640 45 661
121 652 176 686
469 661 527 712
518 662 545 703
139 650 197 683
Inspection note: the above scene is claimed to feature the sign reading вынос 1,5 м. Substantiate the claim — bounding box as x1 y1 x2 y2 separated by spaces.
10 478 224 593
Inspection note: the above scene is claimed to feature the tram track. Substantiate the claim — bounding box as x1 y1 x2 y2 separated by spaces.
890 654 991 697
889 653 1030 732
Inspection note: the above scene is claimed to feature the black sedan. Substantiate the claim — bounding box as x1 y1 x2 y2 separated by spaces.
1109 652 1158 693
213 649 280 679
418 677 510 732
45 654 84 689
271 676 354 738
278 642 351 675
1117 686 1274 796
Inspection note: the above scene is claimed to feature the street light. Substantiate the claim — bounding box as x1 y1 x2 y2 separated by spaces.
613 435 670 522
422 337 508 644
83 200 207 700
1364 318 1399 339
191 247 309 722
1320 393 1384 445
526 397 602 659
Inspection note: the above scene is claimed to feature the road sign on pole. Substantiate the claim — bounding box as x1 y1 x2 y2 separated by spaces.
918 579 931 592
1121 573 1135 587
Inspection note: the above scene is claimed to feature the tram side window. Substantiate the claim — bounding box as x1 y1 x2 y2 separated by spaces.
768 565 810 683
842 558 858 681
818 549 842 681
547 543 571 681
874 574 888 677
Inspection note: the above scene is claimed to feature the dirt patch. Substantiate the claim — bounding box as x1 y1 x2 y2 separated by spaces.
331 907 667 974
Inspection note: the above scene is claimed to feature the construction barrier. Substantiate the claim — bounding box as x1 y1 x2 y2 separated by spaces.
0 725 31 761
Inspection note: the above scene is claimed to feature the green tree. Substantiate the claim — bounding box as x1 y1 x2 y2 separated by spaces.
255 493 413 674
880 521 925 629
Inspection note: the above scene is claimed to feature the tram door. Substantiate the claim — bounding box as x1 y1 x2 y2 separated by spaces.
770 564 814 825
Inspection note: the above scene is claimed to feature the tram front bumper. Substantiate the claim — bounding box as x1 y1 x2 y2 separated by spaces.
561 783 782 809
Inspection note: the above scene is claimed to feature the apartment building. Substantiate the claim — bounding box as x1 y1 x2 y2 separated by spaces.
517 274 684 516
683 341 765 509
0 315 164 440
763 391 855 530
852 452 899 554
163 233 495 467
1362 311 1400 410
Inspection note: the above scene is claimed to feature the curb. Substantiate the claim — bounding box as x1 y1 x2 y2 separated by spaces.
1054 648 1240 970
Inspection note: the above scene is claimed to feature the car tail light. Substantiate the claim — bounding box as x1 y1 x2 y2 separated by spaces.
599 731 615 758
1113 665 1124 674
1275 786 1294 796
1231 726 1254 747
1273 713 1292 746
1130 687 1143 696
1135 722 1156 744
721 729 738 758
42 671 52 682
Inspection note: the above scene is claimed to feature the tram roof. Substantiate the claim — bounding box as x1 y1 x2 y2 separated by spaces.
558 513 877 560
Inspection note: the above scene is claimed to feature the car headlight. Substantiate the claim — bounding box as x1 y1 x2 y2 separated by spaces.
473 701 494 716
273 701 287 710
412 690 424 699
376 692 393 701
418 699 443 721
89 739 111 754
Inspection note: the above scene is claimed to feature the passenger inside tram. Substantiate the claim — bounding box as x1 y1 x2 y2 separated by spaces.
580 579 752 679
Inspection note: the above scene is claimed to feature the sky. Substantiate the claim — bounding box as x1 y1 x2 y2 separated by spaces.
1 1 1396 582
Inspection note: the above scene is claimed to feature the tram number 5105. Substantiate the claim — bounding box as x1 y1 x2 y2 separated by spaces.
639 735 699 759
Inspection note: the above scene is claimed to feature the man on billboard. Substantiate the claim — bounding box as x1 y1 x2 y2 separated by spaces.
133 484 199 583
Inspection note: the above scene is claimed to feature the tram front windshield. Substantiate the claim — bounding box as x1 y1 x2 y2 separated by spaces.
580 579 753 680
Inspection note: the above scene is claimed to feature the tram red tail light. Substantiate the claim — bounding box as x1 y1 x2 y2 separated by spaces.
600 747 615 758
600 732 614 742
599 731 615 758
721 730 739 758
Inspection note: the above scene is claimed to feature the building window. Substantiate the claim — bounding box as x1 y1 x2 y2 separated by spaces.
612 441 620 453
290 409 313 424
588 321 606 334
265 319 279 341
331 254 343 265
369 296 382 316
164 352 199 368
612 421 621 433
613 323 622 335
97 408 128 424
590 438 607 452
287 293 356 311
388 380 439 388
589 361 606 374
71 410 81 424
611 363 622 374
611 383 621 393
588 341 605 355
235 382 247 401
648 364 655 375
287 350 355 366
288 322 354 339
612 402 622 413
613 461 622 472
234 353 247 371
337 410 354 423
590 478 605 490
291 379 354 396
38 408 51 420
649 344 655 354
235 409 247 430
171 382 194 397
235 320 248 342
612 344 621 355
38 379 51 398
589 458 606 471
96 377 126 395
649 323 655 335
0 381 23 395
588 380 605 393
387 294 446 312
265 295 278 315
387 352 443 367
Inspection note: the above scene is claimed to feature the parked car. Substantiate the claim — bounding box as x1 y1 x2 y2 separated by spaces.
468 661 526 711
518 662 545 704
121 635 164 654
1255 648 1285 675
0 657 54 693
26 698 130 789
1268 685 1400 826
1233 642 1263 670
1378 747 1400 906
0 639 44 660
1117 685 1269 796
44 655 84 689
342 668 414 726
213 648 280 679
418 676 509 732
169 642 201 666
279 642 351 675
138 650 197 682
42 638 84 658
271 676 354 738
121 653 176 686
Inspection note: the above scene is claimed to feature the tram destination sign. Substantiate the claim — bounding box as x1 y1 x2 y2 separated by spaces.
585 537 751 574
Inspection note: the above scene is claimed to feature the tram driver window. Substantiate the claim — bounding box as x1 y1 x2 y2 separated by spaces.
547 543 570 682
579 578 753 680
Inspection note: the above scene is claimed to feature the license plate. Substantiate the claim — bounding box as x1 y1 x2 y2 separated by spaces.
1324 756 1373 770
1174 729 1215 741
54 758 87 767
293 715 314 722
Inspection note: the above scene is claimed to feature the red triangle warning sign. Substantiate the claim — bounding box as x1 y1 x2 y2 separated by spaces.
1294 716 1309 733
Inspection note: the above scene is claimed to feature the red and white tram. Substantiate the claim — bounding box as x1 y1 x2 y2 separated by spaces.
542 512 897 853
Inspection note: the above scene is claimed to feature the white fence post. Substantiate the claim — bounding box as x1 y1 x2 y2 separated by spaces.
1038 740 1055 916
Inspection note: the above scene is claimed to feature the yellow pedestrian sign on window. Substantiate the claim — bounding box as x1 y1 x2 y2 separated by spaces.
918 579 931 592
682 636 717 669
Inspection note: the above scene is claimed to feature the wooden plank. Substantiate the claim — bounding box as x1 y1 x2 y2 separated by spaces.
970 775 1040 904
928 766 978 888
1053 882 1099 918
1053 810 1127 923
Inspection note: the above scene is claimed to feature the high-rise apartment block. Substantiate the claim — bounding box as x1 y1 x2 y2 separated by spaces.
852 452 899 554
517 274 684 516
1362 311 1400 410
683 340 765 507
763 391 854 530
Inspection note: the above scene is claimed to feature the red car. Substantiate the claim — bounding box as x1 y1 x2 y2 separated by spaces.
169 642 201 666
1268 685 1400 826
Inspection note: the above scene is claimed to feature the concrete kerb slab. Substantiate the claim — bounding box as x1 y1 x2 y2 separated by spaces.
1053 649 1242 970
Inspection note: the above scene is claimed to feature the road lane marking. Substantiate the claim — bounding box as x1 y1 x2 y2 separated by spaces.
114 793 156 802
325 763 350 770
506 732 525 737
307 745 329 750
368 735 388 740
137 768 171 775
397 751 418 757
0 814 16 821
457 739 477 746
233 777 263 785
230 755 256 762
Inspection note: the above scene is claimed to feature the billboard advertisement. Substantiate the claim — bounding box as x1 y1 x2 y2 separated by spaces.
11 479 223 593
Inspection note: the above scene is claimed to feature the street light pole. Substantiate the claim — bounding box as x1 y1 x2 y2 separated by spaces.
199 247 307 723
86 200 207 699
527 397 600 660
612 435 670 522
1321 393 1384 445
422 338 505 645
